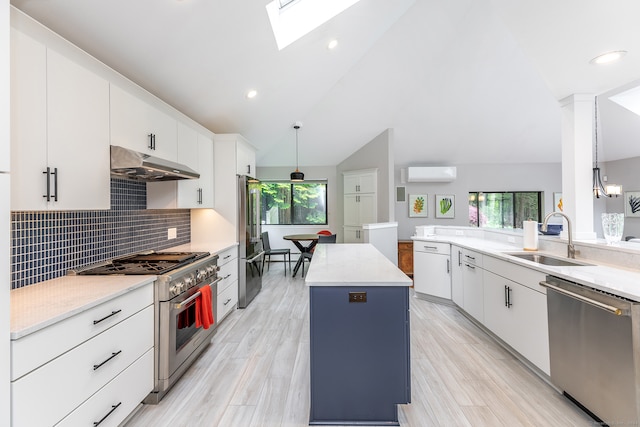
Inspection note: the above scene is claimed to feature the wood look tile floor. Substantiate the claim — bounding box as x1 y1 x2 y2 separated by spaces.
125 266 595 427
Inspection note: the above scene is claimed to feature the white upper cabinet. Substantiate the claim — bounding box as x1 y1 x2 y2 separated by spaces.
343 169 378 242
196 132 215 207
110 84 178 161
343 169 377 194
10 29 110 210
147 122 214 209
236 137 256 177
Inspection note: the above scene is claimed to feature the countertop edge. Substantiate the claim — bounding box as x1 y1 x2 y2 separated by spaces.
11 276 156 340
412 235 640 301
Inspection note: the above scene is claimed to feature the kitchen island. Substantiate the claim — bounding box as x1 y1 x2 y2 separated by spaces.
305 243 412 426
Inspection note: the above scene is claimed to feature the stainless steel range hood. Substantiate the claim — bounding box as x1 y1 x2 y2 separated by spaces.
110 145 200 181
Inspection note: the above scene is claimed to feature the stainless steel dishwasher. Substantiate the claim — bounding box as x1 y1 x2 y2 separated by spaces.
540 275 640 425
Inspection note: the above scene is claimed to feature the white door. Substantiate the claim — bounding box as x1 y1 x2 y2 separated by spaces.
414 251 451 299
10 29 48 210
46 49 110 210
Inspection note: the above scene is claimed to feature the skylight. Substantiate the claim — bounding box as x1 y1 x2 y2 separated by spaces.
266 0 362 50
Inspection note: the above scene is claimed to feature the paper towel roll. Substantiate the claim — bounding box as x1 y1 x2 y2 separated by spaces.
523 220 538 251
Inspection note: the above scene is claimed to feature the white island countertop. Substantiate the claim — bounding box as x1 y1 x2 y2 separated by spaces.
11 275 155 339
305 243 412 287
413 235 640 302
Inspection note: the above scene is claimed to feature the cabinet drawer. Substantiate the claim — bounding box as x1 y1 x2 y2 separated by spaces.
413 241 450 255
483 255 546 293
11 305 153 427
217 257 238 295
461 249 483 267
217 246 238 265
56 349 153 427
217 280 238 321
11 282 153 380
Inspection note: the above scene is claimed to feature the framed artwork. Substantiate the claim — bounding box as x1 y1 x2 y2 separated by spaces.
435 194 455 218
409 194 427 217
553 192 563 212
624 191 640 217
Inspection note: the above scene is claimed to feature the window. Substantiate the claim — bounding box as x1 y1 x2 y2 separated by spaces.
469 191 541 229
261 181 327 225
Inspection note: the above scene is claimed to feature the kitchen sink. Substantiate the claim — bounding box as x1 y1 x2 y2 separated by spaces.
504 252 593 267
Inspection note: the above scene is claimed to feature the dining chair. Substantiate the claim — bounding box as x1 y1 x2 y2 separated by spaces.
318 234 337 243
261 231 291 275
301 233 337 277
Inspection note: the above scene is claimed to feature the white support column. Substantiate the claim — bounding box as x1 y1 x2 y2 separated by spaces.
559 94 597 240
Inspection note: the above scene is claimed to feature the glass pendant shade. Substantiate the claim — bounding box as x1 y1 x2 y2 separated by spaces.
593 166 608 198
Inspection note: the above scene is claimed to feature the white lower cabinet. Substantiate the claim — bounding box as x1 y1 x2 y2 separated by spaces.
450 245 464 306
56 349 153 427
461 250 484 322
10 283 154 427
216 246 238 322
482 257 550 374
413 242 451 299
343 226 364 243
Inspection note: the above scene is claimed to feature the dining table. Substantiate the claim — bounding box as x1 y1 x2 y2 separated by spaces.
283 234 319 277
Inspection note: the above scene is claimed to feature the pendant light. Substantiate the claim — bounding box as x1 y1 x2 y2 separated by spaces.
592 97 622 198
291 122 304 182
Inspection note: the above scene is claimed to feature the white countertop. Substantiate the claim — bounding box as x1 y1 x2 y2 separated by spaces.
305 243 412 287
11 275 155 339
413 235 640 301
167 241 238 255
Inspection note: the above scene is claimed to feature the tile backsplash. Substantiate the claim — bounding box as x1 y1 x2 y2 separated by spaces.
11 178 190 289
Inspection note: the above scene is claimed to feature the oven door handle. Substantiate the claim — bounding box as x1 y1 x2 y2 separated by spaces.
174 277 222 310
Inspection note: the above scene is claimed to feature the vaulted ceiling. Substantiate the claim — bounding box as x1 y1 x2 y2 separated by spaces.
11 0 640 167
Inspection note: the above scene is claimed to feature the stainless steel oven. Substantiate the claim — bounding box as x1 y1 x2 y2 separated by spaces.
69 251 220 403
158 276 219 395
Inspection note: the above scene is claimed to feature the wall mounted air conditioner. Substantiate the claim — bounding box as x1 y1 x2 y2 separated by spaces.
407 166 457 182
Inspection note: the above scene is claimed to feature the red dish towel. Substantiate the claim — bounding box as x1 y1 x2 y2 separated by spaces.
195 285 214 330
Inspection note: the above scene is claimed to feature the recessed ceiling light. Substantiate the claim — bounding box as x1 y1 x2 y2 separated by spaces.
327 39 338 50
590 50 628 65
246 89 258 99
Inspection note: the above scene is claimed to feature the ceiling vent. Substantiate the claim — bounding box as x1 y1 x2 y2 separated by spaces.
407 166 456 182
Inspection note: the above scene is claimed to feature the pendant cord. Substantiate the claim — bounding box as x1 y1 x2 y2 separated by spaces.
594 96 599 167
295 127 299 171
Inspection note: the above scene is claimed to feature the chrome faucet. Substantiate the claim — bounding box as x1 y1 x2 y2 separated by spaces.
541 212 575 259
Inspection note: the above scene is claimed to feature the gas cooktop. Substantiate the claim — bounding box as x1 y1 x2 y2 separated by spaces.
70 251 211 276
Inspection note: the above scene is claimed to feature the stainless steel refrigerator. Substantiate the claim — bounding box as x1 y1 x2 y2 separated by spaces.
238 175 263 308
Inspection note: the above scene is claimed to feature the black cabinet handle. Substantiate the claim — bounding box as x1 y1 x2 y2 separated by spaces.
43 167 51 201
93 309 122 325
93 350 122 371
446 259 450 274
504 286 513 308
223 298 232 306
247 164 251 174
458 250 462 266
148 133 156 150
51 167 58 202
93 402 122 426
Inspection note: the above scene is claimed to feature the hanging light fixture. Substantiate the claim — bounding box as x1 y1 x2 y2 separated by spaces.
290 122 304 182
592 97 622 198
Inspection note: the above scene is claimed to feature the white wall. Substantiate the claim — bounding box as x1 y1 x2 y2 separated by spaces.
337 129 395 224
394 162 563 239
601 156 640 239
256 165 338 253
